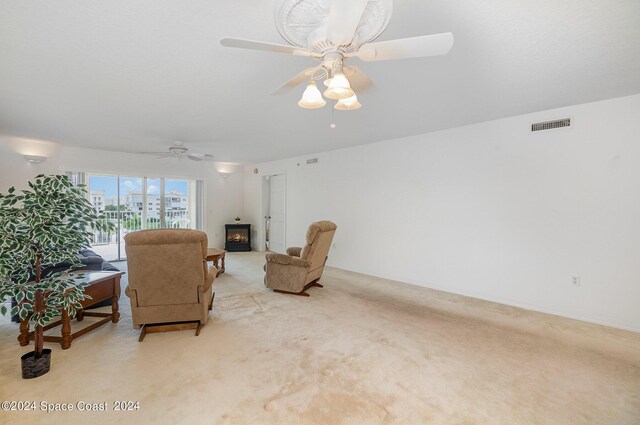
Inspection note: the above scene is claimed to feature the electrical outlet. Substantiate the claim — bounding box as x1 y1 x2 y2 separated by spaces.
571 276 581 287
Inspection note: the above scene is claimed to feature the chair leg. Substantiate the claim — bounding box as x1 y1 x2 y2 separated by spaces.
274 289 310 297
209 292 215 310
138 325 147 342
272 279 326 296
137 322 200 341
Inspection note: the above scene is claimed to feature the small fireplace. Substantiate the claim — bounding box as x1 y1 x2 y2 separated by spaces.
225 224 252 252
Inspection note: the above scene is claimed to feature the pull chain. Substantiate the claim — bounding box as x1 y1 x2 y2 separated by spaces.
330 103 336 129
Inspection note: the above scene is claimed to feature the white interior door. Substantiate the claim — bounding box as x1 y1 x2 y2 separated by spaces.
268 174 286 253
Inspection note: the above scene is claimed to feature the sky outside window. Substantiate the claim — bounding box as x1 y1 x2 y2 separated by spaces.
88 176 188 200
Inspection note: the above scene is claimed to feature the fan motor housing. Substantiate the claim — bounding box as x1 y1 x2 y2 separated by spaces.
169 146 188 156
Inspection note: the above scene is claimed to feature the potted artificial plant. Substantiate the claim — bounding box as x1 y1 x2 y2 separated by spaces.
0 174 106 378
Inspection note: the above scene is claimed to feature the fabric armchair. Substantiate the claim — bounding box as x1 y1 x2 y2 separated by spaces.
264 221 337 296
124 229 217 340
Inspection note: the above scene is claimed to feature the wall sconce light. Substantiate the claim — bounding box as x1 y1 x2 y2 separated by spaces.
214 162 240 178
23 155 47 164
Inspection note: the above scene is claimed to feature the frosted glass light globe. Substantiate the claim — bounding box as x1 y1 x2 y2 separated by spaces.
298 81 326 109
323 72 354 100
334 94 362 111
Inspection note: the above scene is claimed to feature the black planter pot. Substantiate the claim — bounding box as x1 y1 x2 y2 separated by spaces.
21 349 52 379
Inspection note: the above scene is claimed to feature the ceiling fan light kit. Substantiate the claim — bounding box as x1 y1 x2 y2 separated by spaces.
221 0 453 112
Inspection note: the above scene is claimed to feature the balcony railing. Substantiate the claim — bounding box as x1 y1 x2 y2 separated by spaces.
91 209 191 245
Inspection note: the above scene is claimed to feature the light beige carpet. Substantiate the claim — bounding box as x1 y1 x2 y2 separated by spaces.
1 252 639 425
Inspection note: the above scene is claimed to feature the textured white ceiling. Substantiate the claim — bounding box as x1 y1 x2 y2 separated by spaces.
1 0 639 163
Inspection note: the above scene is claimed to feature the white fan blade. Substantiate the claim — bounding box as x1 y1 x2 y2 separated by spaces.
343 65 375 93
356 32 454 62
271 67 318 95
220 37 312 57
326 0 369 46
188 153 215 162
140 152 173 157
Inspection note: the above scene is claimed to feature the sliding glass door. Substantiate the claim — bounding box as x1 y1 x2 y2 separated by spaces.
87 175 119 261
87 174 200 261
164 179 193 229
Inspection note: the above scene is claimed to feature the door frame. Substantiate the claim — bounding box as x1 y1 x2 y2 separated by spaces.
261 171 286 252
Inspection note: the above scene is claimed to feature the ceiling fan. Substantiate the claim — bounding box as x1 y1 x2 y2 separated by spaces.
141 142 215 162
220 0 453 110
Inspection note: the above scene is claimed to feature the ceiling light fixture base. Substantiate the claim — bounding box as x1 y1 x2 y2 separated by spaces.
23 155 47 164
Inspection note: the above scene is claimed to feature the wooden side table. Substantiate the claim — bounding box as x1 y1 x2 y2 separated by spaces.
206 248 226 276
18 270 124 350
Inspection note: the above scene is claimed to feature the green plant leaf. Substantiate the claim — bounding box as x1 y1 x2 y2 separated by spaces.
15 291 25 303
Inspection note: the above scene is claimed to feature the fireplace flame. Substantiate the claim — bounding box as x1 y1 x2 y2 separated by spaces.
228 233 248 243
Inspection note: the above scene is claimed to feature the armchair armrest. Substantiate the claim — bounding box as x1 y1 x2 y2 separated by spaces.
124 286 138 307
265 252 310 268
286 247 302 257
203 266 217 293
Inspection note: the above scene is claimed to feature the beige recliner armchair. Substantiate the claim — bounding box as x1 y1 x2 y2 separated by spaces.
264 221 337 296
124 229 216 340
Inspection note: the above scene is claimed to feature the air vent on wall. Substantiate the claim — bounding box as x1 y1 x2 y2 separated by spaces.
306 158 318 165
531 118 571 132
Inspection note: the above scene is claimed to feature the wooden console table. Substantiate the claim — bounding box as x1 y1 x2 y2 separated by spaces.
18 270 124 350
206 248 226 276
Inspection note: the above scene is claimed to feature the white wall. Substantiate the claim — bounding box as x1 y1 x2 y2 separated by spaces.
245 94 640 332
0 138 243 249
